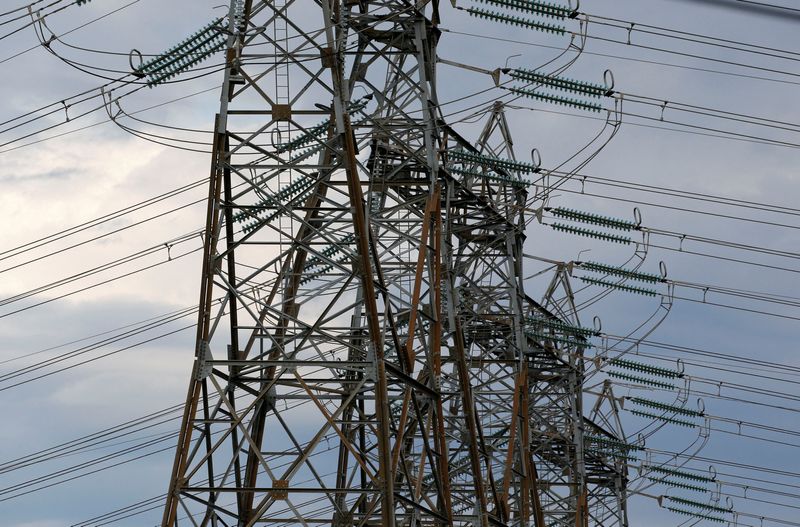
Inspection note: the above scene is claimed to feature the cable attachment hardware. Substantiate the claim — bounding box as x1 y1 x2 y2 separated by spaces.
578 261 662 284
603 69 615 96
100 86 122 121
534 205 545 224
552 224 632 245
628 397 702 418
530 148 542 172
609 357 682 378
505 68 607 112
568 0 579 17
472 0 572 19
137 17 227 87
665 496 733 519
464 6 567 34
593 315 602 334
549 207 637 230
449 149 540 174
630 408 697 427
30 8 56 47
236 176 316 233
129 49 145 78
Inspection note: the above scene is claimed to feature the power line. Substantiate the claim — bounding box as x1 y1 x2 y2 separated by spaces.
0 243 201 320
621 349 800 383
551 172 800 223
0 323 195 393
441 29 800 87
555 185 800 232
586 15 800 63
0 84 220 154
0 307 199 387
0 0 144 65
617 93 800 134
0 196 205 275
0 0 71 41
0 229 201 309
579 30 800 81
0 0 65 18
732 0 800 14
609 336 800 376
0 178 206 262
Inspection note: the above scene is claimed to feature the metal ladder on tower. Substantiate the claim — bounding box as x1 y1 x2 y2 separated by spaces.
274 0 292 252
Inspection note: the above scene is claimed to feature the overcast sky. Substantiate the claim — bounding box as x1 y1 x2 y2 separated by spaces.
1 0 799 526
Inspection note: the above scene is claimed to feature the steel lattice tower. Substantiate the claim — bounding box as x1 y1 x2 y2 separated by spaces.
163 1 628 525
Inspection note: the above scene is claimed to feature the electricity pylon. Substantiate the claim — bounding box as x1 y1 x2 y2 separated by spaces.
162 1 628 525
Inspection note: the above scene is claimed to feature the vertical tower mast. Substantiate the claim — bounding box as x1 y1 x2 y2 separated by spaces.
163 1 627 525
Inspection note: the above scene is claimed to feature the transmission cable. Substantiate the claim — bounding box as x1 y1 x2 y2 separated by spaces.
0 241 202 320
0 0 143 65
0 177 206 262
0 196 206 275
732 0 800 13
585 15 800 62
0 0 65 18
442 28 800 88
